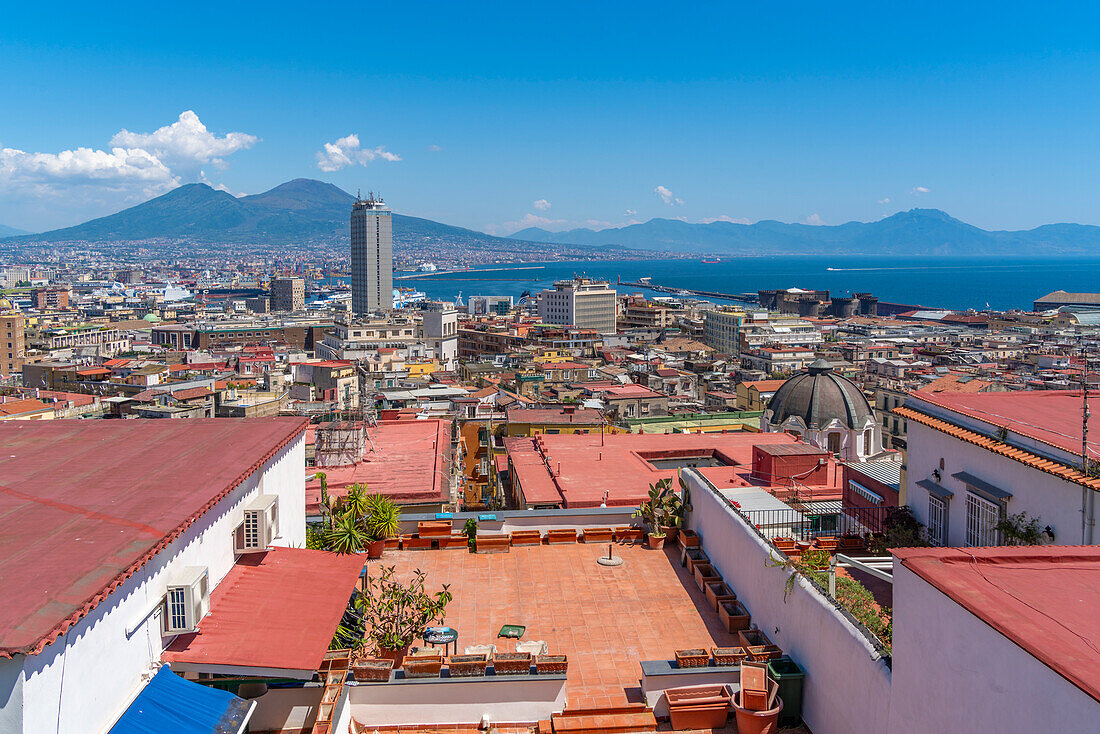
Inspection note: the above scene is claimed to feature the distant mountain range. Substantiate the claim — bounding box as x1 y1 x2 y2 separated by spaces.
2 179 650 261
7 180 1100 258
513 208 1100 255
0 224 29 237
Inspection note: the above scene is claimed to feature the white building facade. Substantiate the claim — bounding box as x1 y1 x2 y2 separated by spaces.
538 279 617 335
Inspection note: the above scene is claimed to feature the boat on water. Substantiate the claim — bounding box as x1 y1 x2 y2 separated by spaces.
702 257 721 264
393 287 428 309
417 262 439 272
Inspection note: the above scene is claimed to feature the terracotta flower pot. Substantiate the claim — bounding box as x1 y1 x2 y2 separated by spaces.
366 539 385 559
674 648 710 668
732 692 783 734
376 644 410 668
350 658 392 682
646 533 667 550
447 654 488 677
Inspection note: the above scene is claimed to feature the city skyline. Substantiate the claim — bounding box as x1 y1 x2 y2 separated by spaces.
5 3 1100 235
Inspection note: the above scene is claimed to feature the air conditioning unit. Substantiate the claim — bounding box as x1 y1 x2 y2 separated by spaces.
234 494 279 554
162 566 210 635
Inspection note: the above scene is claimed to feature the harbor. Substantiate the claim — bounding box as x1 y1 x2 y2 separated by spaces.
616 275 759 303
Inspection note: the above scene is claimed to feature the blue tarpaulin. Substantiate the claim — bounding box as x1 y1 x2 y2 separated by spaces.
109 666 252 734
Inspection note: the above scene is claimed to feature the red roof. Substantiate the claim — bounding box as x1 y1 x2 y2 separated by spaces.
305 419 450 511
911 389 1099 456
0 417 309 658
0 399 51 415
505 431 843 508
506 407 603 425
598 384 665 399
743 380 787 392
163 548 364 675
895 546 1100 702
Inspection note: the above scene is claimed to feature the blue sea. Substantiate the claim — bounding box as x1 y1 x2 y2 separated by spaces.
347 255 1100 312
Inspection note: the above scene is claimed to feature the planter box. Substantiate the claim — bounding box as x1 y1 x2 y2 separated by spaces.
718 600 751 633
674 648 710 668
582 527 614 543
384 537 400 550
534 654 568 674
475 534 511 554
772 537 797 552
614 526 645 543
745 644 783 662
351 658 392 682
677 528 700 549
492 651 532 675
417 520 453 538
704 580 736 612
438 534 470 550
447 654 488 677
510 529 543 546
666 685 731 730
693 563 719 591
403 536 432 550
815 535 839 551
839 535 864 552
738 629 775 649
402 655 442 678
684 547 709 573
546 529 578 544
712 646 748 666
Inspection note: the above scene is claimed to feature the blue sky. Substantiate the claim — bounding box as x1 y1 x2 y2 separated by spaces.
4 2 1100 234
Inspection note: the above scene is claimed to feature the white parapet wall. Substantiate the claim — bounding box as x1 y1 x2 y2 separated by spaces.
681 469 893 734
345 675 567 727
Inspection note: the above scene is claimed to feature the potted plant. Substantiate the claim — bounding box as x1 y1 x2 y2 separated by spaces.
351 565 451 669
633 478 682 550
365 493 402 559
463 518 478 553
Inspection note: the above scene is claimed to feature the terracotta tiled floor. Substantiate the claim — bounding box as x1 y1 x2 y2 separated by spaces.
378 542 739 710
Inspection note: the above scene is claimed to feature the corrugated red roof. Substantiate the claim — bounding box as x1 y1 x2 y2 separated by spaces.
0 417 309 658
895 546 1100 703
304 419 450 511
163 548 364 674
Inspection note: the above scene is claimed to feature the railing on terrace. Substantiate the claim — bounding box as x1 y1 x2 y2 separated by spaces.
742 505 890 542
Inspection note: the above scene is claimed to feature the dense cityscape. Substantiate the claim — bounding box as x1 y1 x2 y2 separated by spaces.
4 4 1100 734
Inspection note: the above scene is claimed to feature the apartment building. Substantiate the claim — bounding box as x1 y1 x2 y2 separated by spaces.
538 278 618 335
270 276 305 312
703 308 746 356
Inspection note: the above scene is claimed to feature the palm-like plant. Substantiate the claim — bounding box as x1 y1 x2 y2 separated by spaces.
365 492 402 540
326 511 371 554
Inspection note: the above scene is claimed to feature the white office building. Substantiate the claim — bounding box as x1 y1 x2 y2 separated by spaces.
538 278 618 335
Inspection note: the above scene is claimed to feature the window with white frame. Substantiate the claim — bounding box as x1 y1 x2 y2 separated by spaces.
928 495 946 546
965 492 1000 547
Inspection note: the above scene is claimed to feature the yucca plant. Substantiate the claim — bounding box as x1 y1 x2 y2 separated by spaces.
365 492 402 540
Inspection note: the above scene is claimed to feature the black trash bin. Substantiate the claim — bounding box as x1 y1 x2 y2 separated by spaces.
767 655 805 727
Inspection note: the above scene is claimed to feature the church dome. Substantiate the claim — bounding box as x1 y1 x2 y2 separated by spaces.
766 359 873 430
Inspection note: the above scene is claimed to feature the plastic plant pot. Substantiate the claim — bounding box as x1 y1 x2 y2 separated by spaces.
767 655 806 727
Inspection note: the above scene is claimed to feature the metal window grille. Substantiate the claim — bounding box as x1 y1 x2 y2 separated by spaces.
965 492 1000 547
167 587 188 631
928 495 946 546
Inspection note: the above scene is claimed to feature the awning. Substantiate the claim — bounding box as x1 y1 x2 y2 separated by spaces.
163 547 365 678
916 478 954 499
109 666 252 734
952 471 1012 501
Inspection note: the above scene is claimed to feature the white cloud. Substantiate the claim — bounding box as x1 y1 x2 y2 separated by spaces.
316 134 401 172
0 111 257 205
911 186 930 195
654 185 684 206
624 209 637 216
701 214 751 224
803 213 825 225
110 111 257 171
427 144 442 152
0 145 175 187
878 197 891 204
485 212 570 235
533 199 551 211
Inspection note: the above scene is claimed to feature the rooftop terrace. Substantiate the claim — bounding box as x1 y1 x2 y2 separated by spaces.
382 542 738 710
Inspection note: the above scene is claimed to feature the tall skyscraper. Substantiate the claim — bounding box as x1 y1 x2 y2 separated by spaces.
350 193 393 314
